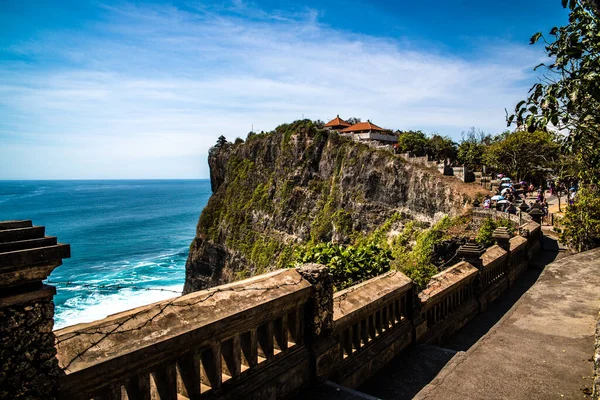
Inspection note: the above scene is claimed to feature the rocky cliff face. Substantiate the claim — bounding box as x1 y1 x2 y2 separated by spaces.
184 120 478 293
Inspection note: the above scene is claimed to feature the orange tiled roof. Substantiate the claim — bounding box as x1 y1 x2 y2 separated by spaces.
340 121 384 133
324 115 351 128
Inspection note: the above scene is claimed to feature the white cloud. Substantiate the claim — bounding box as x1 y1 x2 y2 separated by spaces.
0 1 544 179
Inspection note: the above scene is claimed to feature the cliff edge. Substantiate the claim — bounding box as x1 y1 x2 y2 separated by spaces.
184 120 479 293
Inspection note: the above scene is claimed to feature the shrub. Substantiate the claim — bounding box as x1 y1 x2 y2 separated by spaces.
293 241 392 291
475 217 514 247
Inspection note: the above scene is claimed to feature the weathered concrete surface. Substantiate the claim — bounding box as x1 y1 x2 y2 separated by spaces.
415 247 600 400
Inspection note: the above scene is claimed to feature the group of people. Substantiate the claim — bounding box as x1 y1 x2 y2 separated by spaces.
482 177 542 215
482 175 579 217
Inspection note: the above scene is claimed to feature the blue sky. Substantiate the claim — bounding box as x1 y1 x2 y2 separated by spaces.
0 0 568 179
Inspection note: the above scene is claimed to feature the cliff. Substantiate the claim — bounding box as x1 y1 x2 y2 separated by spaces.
184 120 480 293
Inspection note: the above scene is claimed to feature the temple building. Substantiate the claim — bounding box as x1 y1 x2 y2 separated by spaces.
323 115 351 131
339 119 398 144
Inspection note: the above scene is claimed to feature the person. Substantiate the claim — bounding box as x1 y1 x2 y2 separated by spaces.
569 189 576 206
541 199 549 217
483 195 491 209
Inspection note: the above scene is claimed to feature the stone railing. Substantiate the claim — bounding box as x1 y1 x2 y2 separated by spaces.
508 236 529 286
55 269 313 400
472 208 530 225
480 246 507 289
398 152 438 168
1 216 543 399
415 262 479 344
329 271 413 387
478 245 509 311
397 152 477 182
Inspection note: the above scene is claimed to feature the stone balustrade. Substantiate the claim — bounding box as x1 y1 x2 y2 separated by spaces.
1 213 543 399
415 261 479 344
55 269 312 400
330 271 413 387
478 245 509 311
508 235 529 286
472 208 528 225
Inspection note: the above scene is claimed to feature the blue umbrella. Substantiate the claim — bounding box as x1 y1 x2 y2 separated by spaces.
491 195 505 201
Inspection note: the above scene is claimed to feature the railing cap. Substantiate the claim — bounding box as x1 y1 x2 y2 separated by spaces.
492 227 512 240
419 261 478 303
509 235 528 251
457 242 486 258
528 208 545 217
481 245 508 267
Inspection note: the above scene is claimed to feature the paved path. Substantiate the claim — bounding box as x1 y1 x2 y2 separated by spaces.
414 248 600 400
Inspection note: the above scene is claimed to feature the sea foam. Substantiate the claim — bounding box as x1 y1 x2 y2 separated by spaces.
54 284 182 330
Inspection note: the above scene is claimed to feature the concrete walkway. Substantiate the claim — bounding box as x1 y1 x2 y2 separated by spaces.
414 248 600 400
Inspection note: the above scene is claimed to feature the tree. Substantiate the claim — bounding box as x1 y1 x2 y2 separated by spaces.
482 130 560 181
397 130 428 156
427 134 458 162
509 0 600 184
215 135 228 148
346 117 361 125
511 1 600 251
457 128 492 170
558 187 600 251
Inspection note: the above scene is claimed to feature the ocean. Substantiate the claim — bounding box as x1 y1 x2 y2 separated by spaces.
0 180 211 329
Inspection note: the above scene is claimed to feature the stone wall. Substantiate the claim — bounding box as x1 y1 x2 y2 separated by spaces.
0 220 70 400
398 152 476 183
0 295 59 399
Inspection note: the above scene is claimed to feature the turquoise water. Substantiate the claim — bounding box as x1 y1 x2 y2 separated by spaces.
0 180 210 329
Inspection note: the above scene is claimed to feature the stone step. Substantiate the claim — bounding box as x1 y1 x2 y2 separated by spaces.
0 244 70 269
0 220 32 231
0 237 58 254
0 226 45 243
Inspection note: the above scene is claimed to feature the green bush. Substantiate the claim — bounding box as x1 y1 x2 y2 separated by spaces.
293 241 392 291
475 217 514 247
391 216 454 290
558 187 600 251
293 214 469 291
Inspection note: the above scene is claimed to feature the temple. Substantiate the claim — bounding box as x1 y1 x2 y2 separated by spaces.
324 116 398 144
323 115 351 131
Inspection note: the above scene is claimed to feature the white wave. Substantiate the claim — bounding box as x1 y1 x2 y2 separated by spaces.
54 284 183 330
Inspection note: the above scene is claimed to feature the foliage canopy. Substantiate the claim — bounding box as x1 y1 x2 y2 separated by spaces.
482 130 560 181
509 0 600 184
396 130 429 156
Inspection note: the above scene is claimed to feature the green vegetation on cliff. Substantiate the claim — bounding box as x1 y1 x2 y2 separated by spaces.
293 213 471 291
185 119 480 293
